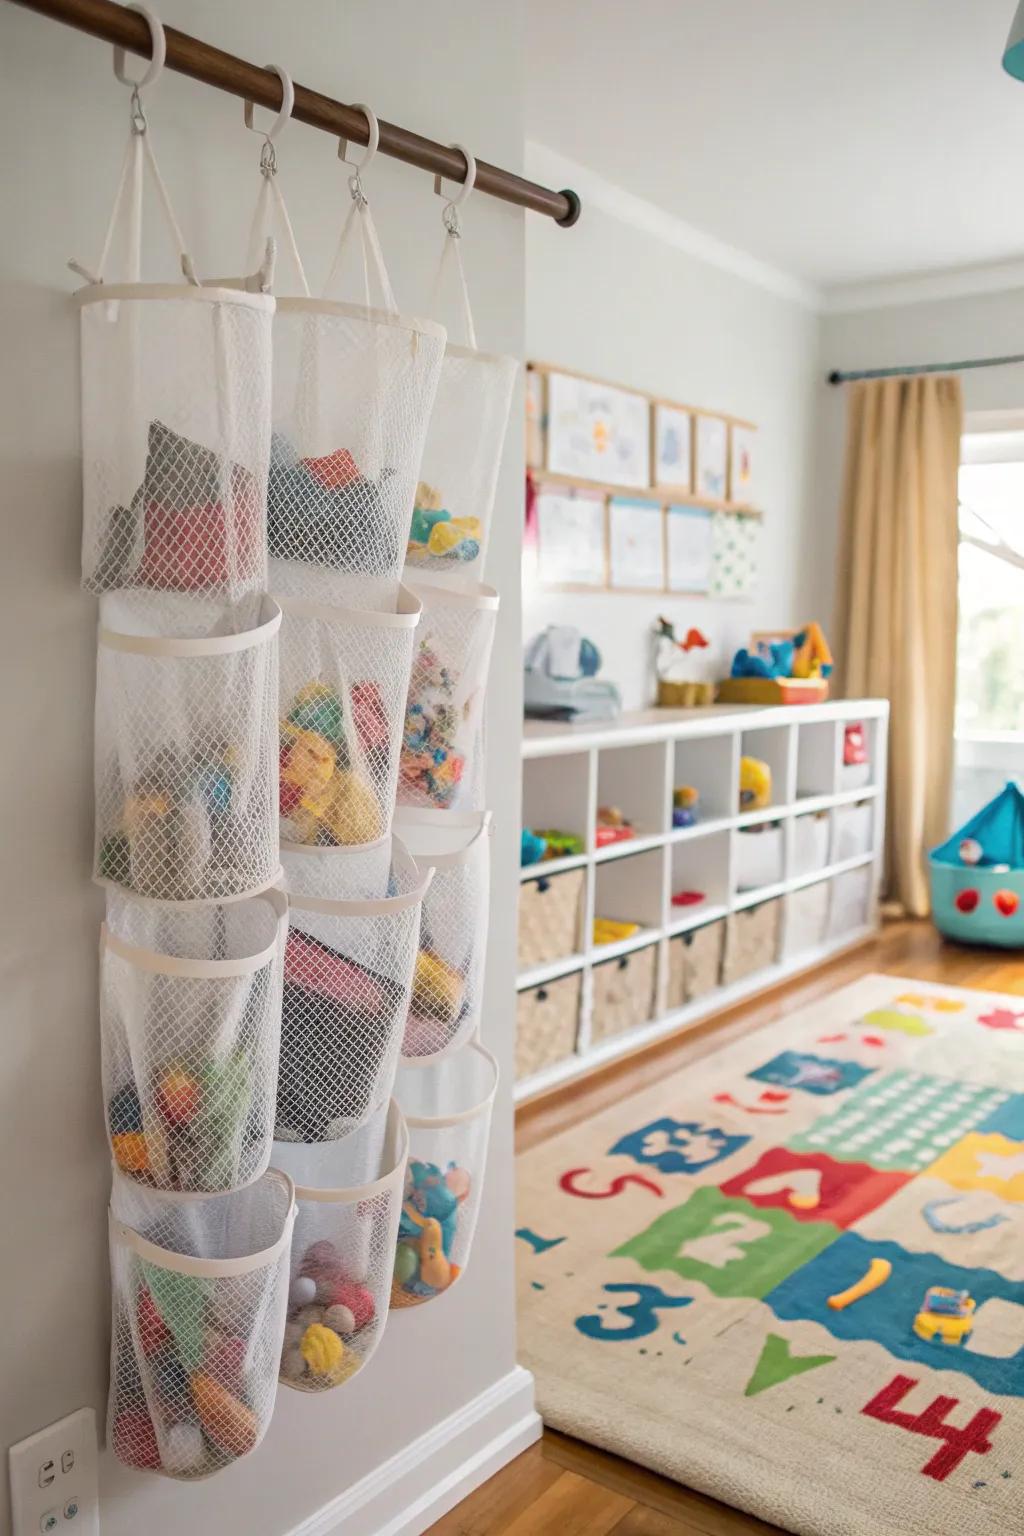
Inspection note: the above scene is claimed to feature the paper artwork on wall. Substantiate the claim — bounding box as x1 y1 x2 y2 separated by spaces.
711 509 759 599
608 497 664 591
695 413 728 501
666 504 713 594
653 404 693 490
730 423 756 504
536 488 606 588
546 371 651 488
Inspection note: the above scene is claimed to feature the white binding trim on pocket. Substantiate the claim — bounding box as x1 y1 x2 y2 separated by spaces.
98 596 282 658
274 584 422 631
101 888 288 978
400 1042 499 1129
78 281 275 311
109 1169 297 1278
284 835 433 917
406 580 500 613
291 1101 409 1204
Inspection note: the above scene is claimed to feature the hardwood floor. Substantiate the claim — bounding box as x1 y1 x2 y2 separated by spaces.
427 919 1024 1536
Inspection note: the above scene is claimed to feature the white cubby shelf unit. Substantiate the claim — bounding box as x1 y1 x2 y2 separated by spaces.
516 699 889 1101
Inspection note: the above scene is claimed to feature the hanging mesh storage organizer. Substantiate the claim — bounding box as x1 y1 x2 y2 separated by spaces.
108 1166 295 1480
101 888 287 1193
396 810 492 1063
272 1100 408 1391
391 1043 498 1308
276 838 431 1143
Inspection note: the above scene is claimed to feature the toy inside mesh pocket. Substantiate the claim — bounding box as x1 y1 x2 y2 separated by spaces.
101 889 287 1194
267 301 445 609
398 583 499 814
94 594 282 904
275 588 420 850
391 1043 498 1309
396 810 491 1063
80 288 272 603
107 1168 295 1481
404 346 517 580
272 1100 407 1392
275 839 431 1143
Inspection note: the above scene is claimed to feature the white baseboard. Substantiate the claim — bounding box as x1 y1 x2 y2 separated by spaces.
288 1366 540 1536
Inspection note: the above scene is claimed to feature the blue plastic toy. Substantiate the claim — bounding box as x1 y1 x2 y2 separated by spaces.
521 828 547 866
930 781 1024 949
730 639 796 680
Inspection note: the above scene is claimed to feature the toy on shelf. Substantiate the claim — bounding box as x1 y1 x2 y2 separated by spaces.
537 830 585 860
913 1285 975 1345
671 890 705 908
521 829 547 866
653 618 714 708
717 623 833 705
392 1159 470 1306
524 626 622 723
593 917 640 946
672 785 699 829
739 756 772 812
930 781 1024 949
595 805 636 848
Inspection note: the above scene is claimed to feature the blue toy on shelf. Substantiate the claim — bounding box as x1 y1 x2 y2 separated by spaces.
930 781 1024 949
730 638 796 680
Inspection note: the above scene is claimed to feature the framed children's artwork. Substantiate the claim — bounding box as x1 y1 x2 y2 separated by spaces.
666 504 713 594
535 487 607 588
653 403 693 491
730 422 757 504
546 369 651 488
695 413 728 502
608 496 664 591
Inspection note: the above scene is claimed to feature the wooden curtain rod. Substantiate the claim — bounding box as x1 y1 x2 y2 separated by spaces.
7 0 582 226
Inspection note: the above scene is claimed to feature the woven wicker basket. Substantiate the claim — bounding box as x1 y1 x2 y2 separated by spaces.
721 899 781 987
665 920 724 1010
517 867 585 971
516 971 581 1080
590 943 657 1044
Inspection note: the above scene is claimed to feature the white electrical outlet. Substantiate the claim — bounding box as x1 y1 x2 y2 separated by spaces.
9 1408 99 1536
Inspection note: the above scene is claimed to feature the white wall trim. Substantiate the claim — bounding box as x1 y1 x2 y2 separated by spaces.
825 257 1024 315
287 1366 540 1536
527 140 820 310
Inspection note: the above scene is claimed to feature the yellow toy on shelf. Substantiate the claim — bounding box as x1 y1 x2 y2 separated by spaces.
792 621 834 680
593 917 640 946
739 756 772 812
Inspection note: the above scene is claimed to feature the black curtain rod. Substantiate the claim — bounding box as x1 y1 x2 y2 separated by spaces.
6 0 582 226
828 353 1024 385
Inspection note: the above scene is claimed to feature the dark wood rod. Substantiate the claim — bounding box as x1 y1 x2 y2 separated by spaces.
7 0 582 225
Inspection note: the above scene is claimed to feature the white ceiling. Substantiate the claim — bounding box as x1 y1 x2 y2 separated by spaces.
526 0 1024 289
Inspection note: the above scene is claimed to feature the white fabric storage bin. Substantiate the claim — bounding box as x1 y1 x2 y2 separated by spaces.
267 299 445 611
783 879 831 959
404 346 517 582
734 822 784 891
276 839 431 1144
792 812 830 878
396 809 492 1064
392 1043 498 1308
101 889 287 1194
834 800 874 863
80 283 273 608
276 588 420 849
828 866 874 938
398 583 499 814
272 1101 408 1392
107 1167 295 1481
95 594 281 904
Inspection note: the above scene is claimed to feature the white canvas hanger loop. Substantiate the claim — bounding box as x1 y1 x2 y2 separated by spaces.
338 103 380 209
112 3 165 93
430 144 478 349
434 142 476 236
244 64 295 178
322 103 398 315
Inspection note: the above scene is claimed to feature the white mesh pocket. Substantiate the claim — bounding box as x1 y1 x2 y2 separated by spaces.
391 1043 498 1308
276 840 431 1143
80 287 272 605
397 811 492 1064
95 594 281 903
101 889 287 1194
273 1101 407 1392
276 588 420 849
398 583 498 813
108 1168 295 1481
268 300 445 609
405 346 517 582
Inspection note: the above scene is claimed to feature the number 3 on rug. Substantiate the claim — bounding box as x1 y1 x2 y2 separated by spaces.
575 1282 692 1342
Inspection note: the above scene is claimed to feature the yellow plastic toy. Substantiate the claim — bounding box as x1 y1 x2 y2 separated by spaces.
913 1286 975 1345
300 1322 346 1375
413 950 465 1022
739 756 772 812
593 917 640 946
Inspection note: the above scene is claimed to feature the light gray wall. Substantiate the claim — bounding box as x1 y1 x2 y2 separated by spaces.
524 177 824 709
0 4 524 1532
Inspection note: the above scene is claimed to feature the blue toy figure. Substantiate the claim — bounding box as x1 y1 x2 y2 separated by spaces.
730 639 795 680
930 781 1024 949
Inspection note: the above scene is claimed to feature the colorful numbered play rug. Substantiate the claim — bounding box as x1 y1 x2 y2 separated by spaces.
516 975 1024 1536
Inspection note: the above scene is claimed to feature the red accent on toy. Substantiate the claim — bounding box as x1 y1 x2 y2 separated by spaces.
844 722 868 766
138 467 258 590
302 448 360 489
994 888 1020 916
595 825 635 848
954 888 980 913
351 681 389 753
137 1286 171 1357
113 1409 161 1470
284 930 384 1011
324 1280 375 1330
671 890 705 907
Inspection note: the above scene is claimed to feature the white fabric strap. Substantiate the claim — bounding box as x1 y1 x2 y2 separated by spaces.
430 229 478 351
85 126 193 286
321 196 399 315
246 172 311 298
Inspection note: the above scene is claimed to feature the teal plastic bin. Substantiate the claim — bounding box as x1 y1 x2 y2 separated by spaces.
930 781 1024 949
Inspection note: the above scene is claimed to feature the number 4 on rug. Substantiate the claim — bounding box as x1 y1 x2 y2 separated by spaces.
861 1375 1002 1481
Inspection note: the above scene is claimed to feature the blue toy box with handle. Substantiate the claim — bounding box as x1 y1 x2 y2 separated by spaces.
930 781 1024 948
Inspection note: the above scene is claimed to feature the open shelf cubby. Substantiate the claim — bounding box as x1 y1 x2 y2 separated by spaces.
516 698 889 1099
